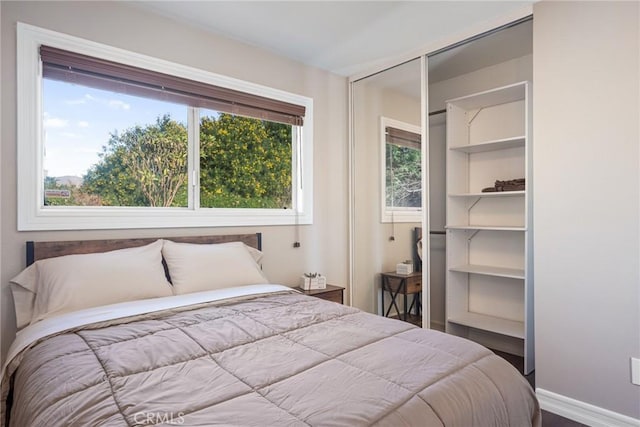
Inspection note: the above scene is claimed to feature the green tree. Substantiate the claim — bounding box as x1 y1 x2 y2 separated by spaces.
386 144 421 208
83 115 188 207
199 113 292 208
77 113 291 209
82 144 145 206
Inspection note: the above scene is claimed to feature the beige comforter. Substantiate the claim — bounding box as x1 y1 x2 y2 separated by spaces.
3 289 540 426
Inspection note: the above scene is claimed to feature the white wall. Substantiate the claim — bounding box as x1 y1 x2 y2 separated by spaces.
352 78 421 315
0 1 349 363
533 1 640 421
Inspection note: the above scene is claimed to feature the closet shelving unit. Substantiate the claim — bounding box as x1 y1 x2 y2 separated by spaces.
445 81 533 374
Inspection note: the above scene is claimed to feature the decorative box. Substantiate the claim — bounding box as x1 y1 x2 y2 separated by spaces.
300 274 327 290
396 262 413 275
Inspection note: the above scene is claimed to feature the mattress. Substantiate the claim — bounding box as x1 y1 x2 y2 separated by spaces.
2 285 540 426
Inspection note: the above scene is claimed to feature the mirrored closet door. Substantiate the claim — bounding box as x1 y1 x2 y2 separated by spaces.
350 17 533 373
351 58 424 322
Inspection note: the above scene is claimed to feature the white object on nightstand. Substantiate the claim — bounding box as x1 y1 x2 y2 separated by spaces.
300 274 327 290
396 263 413 275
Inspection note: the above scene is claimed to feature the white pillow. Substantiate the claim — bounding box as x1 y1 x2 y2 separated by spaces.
9 264 37 330
12 240 173 324
244 245 264 264
162 240 269 295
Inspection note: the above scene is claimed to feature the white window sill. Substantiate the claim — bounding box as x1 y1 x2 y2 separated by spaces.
19 207 312 231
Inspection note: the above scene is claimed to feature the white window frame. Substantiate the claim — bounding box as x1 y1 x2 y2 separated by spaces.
17 23 313 231
380 116 422 223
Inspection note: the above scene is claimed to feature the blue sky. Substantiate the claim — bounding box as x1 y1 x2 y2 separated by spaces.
43 79 187 177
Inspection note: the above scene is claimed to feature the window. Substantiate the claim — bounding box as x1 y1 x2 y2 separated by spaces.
381 117 422 223
17 23 313 230
43 78 190 208
198 109 294 209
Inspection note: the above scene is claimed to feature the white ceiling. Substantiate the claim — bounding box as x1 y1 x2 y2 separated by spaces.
132 1 534 77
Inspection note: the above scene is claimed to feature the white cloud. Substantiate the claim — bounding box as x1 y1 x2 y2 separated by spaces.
44 117 69 129
77 121 90 128
108 100 131 110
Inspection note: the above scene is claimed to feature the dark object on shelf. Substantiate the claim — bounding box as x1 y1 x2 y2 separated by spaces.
482 178 525 192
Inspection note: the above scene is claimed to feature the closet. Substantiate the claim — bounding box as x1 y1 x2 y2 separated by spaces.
428 19 533 373
350 17 533 372
444 81 533 374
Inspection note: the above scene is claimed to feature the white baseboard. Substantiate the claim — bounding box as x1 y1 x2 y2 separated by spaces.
536 389 640 427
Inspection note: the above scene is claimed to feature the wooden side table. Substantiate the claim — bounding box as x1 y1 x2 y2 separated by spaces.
295 284 344 304
380 272 422 320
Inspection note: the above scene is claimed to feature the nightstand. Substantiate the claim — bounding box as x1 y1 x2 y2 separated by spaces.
380 271 421 321
295 284 344 304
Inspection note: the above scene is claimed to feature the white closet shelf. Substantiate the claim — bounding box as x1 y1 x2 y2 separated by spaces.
447 312 525 339
449 264 525 280
449 136 525 153
447 81 526 110
448 190 525 198
445 80 533 374
445 225 525 231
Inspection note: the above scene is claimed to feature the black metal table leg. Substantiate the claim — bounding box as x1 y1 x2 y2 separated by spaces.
407 293 418 317
381 279 385 316
403 280 408 321
383 276 402 318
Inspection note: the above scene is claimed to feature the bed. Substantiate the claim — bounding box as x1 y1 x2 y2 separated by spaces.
1 233 540 426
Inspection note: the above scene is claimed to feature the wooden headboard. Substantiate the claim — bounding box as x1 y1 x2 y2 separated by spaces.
26 233 262 266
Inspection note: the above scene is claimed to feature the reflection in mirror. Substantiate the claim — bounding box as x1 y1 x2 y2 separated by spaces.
427 110 446 332
382 118 422 223
351 58 422 322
